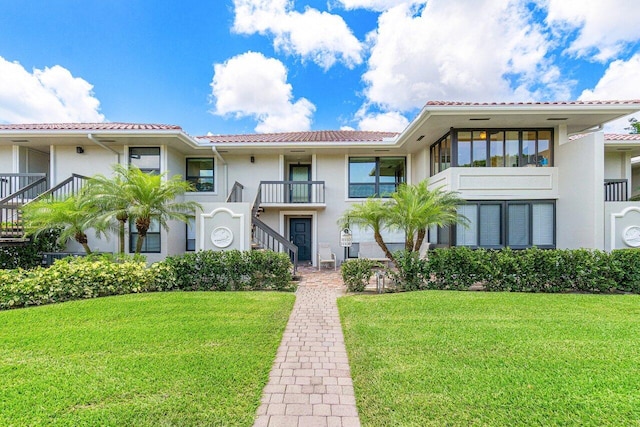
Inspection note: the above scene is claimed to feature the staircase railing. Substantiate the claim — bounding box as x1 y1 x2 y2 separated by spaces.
252 185 262 218
252 216 298 275
0 176 48 241
34 174 88 202
251 185 298 275
0 173 47 199
226 181 244 202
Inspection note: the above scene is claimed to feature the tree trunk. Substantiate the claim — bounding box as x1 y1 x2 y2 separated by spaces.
405 233 414 252
135 217 150 254
414 228 427 253
75 231 92 254
117 212 128 255
374 230 395 264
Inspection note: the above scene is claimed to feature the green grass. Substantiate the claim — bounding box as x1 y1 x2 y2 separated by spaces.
0 291 295 427
338 291 640 426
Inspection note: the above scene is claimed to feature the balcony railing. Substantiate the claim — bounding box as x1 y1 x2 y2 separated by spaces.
604 179 628 202
258 181 325 205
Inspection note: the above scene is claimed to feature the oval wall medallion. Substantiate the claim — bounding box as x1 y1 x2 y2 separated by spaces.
211 226 233 248
622 225 640 247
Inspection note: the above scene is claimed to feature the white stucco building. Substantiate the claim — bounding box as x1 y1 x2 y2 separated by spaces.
2 100 640 266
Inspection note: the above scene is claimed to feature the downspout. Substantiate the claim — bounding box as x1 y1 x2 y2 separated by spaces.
568 124 604 137
212 146 227 198
87 133 121 163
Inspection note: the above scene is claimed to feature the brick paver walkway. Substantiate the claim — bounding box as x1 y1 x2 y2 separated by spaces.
253 267 361 427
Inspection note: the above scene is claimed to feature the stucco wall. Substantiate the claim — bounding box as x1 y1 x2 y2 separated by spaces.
604 152 625 179
556 133 604 249
0 146 13 172
428 166 559 199
52 145 119 185
604 202 640 251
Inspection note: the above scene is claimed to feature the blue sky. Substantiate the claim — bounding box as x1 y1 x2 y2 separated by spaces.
1 0 639 136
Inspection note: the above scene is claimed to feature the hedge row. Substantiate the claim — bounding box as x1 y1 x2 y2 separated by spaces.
158 250 294 292
344 247 640 293
0 250 294 310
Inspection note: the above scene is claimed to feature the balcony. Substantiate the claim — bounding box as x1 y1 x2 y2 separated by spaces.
428 167 559 199
257 181 326 208
604 179 629 202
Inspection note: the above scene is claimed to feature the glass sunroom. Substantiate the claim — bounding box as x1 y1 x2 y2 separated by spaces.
428 128 556 249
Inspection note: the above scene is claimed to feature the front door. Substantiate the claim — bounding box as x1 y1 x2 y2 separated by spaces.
289 164 311 203
290 218 312 263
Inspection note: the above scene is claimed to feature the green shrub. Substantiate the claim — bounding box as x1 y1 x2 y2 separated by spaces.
564 249 617 293
0 229 63 269
425 247 492 290
0 255 153 310
341 258 381 292
387 250 426 291
429 247 630 294
610 249 640 293
158 250 294 292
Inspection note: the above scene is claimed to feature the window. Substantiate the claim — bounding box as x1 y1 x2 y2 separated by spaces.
129 147 160 173
128 147 162 253
186 158 214 192
345 224 404 258
454 201 554 249
430 129 553 175
430 134 451 175
186 218 196 251
130 219 161 253
349 157 406 198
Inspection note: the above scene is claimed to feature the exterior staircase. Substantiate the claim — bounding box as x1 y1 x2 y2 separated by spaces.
226 181 298 275
0 174 87 245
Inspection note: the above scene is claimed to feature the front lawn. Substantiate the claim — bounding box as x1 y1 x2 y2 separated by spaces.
338 291 640 426
0 292 294 426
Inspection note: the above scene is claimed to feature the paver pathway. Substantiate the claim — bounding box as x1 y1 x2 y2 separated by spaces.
253 267 361 427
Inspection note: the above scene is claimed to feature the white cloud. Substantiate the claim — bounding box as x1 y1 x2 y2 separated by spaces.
542 0 640 62
232 0 363 69
211 51 316 133
336 0 423 12
579 54 640 132
361 0 569 112
356 109 408 132
0 57 104 123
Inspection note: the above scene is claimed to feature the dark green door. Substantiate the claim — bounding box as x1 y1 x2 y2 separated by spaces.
289 164 311 203
290 218 312 262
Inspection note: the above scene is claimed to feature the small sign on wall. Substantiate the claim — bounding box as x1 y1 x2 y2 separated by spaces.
340 228 353 247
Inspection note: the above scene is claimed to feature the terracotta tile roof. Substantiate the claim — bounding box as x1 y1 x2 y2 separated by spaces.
425 100 640 107
605 133 640 141
0 122 182 131
200 130 399 143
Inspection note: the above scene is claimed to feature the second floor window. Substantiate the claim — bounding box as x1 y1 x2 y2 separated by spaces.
430 129 553 175
186 158 214 192
129 147 160 174
349 157 406 198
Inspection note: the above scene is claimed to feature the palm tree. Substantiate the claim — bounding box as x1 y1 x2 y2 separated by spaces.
339 198 394 261
339 180 467 263
386 180 467 253
83 166 131 255
21 193 106 254
115 165 201 254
